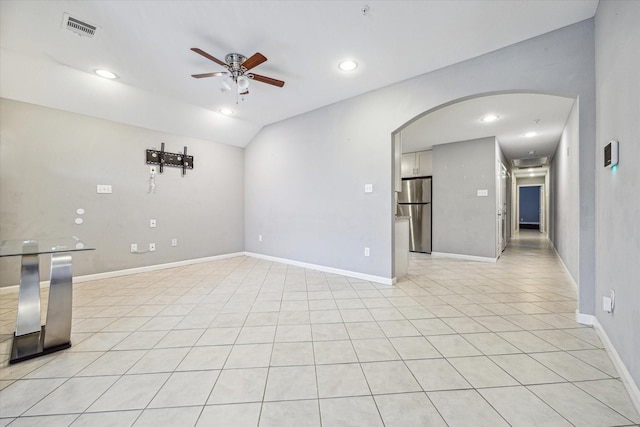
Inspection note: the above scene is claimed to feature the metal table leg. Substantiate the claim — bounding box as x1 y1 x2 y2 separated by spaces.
10 254 43 362
10 252 73 363
15 254 41 336
44 252 73 349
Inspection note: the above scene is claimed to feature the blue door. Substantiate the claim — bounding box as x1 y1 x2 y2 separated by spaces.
519 186 540 230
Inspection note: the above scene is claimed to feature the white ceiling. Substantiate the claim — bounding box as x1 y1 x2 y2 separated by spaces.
0 1 598 149
400 93 577 163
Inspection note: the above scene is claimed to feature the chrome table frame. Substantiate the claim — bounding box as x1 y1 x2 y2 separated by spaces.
1 239 93 364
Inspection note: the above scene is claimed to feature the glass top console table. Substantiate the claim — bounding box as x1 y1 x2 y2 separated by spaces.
0 238 95 364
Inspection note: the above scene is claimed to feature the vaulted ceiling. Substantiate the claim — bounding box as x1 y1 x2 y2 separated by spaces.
0 1 598 150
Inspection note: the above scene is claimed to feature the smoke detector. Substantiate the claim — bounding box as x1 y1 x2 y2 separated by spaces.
62 13 99 38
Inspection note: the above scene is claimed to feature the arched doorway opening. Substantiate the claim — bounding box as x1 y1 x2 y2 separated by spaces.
392 91 577 280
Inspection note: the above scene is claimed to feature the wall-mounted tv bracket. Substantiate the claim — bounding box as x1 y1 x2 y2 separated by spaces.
146 143 194 176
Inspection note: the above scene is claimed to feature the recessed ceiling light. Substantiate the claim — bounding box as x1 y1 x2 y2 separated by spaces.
524 131 538 138
480 114 499 123
95 69 117 79
338 59 358 72
219 108 234 116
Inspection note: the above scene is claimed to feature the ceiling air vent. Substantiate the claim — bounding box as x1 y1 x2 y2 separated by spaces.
62 13 98 38
512 157 550 168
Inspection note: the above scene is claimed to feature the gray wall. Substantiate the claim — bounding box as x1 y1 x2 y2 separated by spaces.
594 0 640 386
551 101 580 285
432 137 497 258
0 99 244 286
245 20 596 292
244 101 392 278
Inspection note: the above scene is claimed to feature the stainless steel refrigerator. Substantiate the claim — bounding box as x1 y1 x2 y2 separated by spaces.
397 177 432 253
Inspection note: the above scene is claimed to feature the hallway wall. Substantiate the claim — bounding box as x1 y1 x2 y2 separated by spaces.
594 0 640 388
551 100 580 286
432 137 497 258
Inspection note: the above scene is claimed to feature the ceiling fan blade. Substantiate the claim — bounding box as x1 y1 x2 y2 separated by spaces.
191 48 227 67
191 71 228 79
242 52 267 70
250 73 285 87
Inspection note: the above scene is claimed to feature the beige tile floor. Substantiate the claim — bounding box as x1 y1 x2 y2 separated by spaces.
0 231 639 426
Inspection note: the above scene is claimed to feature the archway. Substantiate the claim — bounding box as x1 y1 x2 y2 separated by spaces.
391 91 577 280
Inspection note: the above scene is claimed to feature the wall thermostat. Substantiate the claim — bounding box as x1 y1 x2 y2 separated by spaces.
604 140 619 168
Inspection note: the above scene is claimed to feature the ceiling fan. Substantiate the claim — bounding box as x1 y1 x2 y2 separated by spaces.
190 48 285 98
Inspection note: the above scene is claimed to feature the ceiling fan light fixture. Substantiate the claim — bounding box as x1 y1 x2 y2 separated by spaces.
237 75 250 93
95 69 117 79
338 59 358 71
480 114 499 123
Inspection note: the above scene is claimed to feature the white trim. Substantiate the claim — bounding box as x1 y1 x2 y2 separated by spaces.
575 310 596 326
245 252 393 285
74 252 246 283
430 252 497 263
0 252 246 294
591 317 640 416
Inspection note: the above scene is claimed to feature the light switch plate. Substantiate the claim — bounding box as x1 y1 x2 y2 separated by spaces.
477 189 488 197
364 184 373 193
97 184 112 194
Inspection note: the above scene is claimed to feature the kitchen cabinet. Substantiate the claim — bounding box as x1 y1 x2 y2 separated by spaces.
401 150 432 178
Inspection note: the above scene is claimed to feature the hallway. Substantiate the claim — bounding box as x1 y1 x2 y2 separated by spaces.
1 232 638 426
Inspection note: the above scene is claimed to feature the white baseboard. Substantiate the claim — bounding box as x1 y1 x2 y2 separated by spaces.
0 252 246 294
74 252 246 283
581 313 640 415
575 310 596 326
245 252 393 285
430 252 497 263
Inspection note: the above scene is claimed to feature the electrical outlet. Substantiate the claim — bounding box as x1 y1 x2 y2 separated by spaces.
149 243 156 252
130 243 137 253
364 247 370 257
171 238 177 247
364 184 373 193
603 289 616 313
610 289 615 312
150 219 156 228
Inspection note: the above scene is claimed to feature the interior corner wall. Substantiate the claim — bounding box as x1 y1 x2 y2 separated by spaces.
432 137 497 258
594 0 640 387
0 99 245 287
245 19 596 283
551 99 580 287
